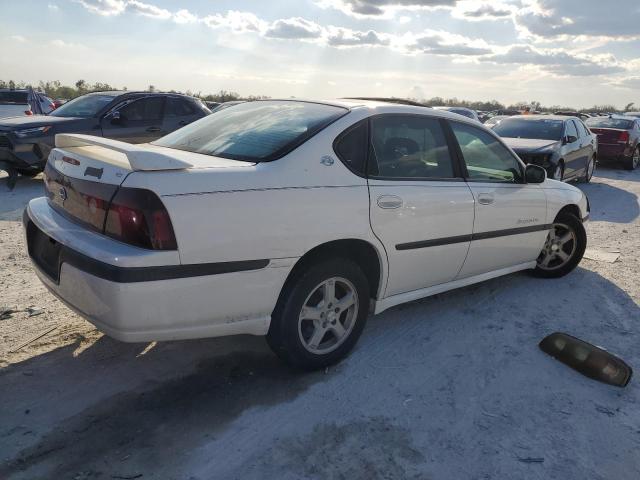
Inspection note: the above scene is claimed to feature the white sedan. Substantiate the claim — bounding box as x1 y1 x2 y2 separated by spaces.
24 99 589 370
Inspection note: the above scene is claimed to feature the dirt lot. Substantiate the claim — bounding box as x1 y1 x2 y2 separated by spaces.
1 167 639 479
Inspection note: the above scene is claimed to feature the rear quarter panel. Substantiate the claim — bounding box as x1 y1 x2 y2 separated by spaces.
122 109 385 272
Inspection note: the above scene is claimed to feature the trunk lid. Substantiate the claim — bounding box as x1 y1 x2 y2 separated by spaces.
44 134 193 233
589 127 627 144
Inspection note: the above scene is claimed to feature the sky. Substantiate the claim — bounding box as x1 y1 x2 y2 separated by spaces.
2 0 640 108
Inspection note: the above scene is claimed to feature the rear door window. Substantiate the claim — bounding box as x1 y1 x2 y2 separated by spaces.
165 97 197 117
368 115 455 179
120 97 164 122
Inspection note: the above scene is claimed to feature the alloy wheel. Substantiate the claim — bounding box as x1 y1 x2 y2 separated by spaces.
633 149 640 169
586 157 595 181
298 277 359 355
537 223 577 271
553 164 563 181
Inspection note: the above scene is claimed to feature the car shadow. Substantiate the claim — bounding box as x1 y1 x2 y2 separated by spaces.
577 177 639 223
594 165 640 183
0 173 44 221
1 267 639 479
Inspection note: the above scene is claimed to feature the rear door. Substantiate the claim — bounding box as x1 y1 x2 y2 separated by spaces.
101 96 166 143
162 97 203 134
367 114 475 297
448 121 548 278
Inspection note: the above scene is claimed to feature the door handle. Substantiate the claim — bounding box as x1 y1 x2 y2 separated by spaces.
377 195 403 209
477 193 494 205
146 126 162 133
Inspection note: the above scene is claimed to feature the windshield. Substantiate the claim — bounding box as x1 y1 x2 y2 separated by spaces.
153 100 348 161
493 118 564 141
0 91 28 104
586 117 633 129
50 94 115 118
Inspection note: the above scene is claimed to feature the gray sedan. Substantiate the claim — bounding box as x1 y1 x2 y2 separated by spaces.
492 115 598 182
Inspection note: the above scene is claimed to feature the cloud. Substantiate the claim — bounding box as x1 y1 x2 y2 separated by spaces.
10 35 27 42
327 27 390 46
452 1 514 20
265 18 324 39
74 0 126 16
405 32 492 55
48 3 59 11
173 9 197 24
316 0 458 18
125 0 170 19
482 45 625 76
202 11 266 33
515 0 640 39
612 77 640 90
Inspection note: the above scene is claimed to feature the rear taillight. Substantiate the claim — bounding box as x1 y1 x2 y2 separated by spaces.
24 110 33 116
618 131 630 143
104 188 177 250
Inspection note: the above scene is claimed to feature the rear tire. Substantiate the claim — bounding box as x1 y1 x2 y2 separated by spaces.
267 258 370 371
581 156 595 183
531 212 586 278
625 147 639 170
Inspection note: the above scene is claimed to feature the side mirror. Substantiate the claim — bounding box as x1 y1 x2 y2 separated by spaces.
563 135 578 145
525 164 546 183
108 111 122 125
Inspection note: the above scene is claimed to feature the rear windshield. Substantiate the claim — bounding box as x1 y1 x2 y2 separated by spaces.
50 94 115 118
0 91 28 104
153 100 348 161
492 118 564 141
586 117 633 129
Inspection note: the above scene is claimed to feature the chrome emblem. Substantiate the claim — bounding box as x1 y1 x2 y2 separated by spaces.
320 155 335 166
58 187 68 202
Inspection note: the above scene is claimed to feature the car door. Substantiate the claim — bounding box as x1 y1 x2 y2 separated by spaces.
562 120 582 179
162 97 203 134
576 119 596 167
100 96 166 143
367 114 475 297
448 121 548 279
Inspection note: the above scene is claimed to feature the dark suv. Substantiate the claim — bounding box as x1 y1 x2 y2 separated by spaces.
0 91 210 176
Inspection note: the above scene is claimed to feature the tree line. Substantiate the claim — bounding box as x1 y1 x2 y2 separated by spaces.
0 79 634 113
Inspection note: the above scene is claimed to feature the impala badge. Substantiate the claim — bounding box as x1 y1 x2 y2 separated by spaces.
320 155 335 166
58 186 68 202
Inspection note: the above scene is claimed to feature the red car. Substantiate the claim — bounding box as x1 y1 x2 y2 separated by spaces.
586 115 639 170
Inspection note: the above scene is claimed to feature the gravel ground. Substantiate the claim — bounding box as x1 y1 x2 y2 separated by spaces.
0 167 639 479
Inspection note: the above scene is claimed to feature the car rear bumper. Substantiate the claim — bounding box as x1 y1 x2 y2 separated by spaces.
24 198 293 342
598 143 632 161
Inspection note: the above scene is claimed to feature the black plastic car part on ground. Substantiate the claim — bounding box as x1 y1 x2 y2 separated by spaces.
0 91 210 174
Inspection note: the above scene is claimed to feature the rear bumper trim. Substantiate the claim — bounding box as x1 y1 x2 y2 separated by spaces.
24 208 270 283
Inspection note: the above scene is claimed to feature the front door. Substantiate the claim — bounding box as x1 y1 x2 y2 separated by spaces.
367 114 475 297
447 121 549 278
101 96 166 143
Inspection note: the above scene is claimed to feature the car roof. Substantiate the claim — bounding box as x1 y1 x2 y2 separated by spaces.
504 114 572 122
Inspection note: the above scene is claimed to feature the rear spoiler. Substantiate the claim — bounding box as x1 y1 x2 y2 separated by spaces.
55 133 193 171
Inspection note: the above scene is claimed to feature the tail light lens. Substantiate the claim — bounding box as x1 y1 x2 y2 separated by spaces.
24 110 33 116
104 188 177 250
618 131 630 143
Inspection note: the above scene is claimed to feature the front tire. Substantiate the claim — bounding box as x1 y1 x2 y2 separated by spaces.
532 212 586 278
267 258 370 370
550 161 564 181
625 146 639 170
